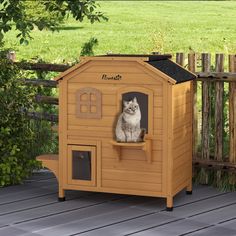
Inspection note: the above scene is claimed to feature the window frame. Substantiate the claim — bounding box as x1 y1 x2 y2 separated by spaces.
117 87 154 136
76 87 102 119
67 145 96 187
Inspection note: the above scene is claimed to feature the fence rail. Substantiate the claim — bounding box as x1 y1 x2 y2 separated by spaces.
175 52 236 175
12 52 236 174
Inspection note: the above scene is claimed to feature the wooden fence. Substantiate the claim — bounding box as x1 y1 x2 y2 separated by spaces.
10 52 236 174
175 53 236 175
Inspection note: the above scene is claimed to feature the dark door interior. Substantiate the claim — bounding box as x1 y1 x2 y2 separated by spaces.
122 92 148 133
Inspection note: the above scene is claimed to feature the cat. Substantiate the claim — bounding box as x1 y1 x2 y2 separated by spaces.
115 97 144 142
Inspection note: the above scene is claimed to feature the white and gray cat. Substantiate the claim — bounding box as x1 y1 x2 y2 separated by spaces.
115 97 145 142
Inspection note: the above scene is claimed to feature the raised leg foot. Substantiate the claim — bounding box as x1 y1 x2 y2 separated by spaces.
58 197 66 202
166 196 173 211
58 187 65 202
186 181 192 194
166 207 173 211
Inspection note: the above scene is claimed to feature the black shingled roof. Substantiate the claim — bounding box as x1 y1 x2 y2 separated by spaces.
102 54 172 61
147 59 196 84
98 54 196 84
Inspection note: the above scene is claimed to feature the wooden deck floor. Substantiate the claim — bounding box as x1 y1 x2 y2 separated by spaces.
0 171 236 236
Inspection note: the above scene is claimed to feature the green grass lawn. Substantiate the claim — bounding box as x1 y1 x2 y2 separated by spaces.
4 1 236 63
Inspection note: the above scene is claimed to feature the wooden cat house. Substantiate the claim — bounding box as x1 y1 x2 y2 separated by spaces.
37 54 196 210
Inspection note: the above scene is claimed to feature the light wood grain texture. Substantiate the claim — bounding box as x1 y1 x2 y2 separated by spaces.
173 92 191 107
166 83 173 200
70 72 163 85
36 154 59 181
102 147 162 162
102 159 162 173
59 80 67 198
52 56 194 209
102 179 162 192
171 81 193 194
102 169 162 184
76 87 102 119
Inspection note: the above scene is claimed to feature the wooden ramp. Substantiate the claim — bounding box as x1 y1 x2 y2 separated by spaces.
0 171 236 236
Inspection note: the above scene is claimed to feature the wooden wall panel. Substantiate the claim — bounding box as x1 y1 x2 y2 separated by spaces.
173 92 191 107
69 72 162 85
68 83 163 94
66 60 164 86
102 169 162 184
102 179 162 192
171 81 193 193
102 159 162 173
102 147 162 162
65 58 166 196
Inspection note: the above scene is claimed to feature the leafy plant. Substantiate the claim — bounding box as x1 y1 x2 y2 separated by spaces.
25 57 59 158
80 37 98 56
0 57 40 186
0 0 108 45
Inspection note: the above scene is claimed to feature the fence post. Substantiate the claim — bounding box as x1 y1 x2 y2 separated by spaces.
188 53 197 159
214 54 224 161
201 53 211 161
176 52 185 66
6 50 16 62
229 54 236 164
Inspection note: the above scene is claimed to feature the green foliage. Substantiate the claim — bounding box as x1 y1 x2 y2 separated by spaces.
24 57 59 157
80 37 98 56
193 168 236 192
3 1 235 62
0 57 40 186
0 0 108 45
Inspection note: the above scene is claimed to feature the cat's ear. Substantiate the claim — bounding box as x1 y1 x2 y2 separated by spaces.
123 100 129 107
133 97 137 103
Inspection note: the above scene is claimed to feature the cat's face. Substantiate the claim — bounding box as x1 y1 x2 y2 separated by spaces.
123 97 140 115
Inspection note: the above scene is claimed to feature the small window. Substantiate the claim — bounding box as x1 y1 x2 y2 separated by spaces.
76 88 102 119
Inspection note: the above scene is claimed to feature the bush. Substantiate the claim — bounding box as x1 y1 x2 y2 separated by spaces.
0 58 40 186
25 57 59 157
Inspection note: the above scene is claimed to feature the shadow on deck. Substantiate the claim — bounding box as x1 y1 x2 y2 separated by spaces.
0 171 236 236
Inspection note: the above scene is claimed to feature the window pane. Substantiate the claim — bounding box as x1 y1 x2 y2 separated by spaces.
72 150 91 180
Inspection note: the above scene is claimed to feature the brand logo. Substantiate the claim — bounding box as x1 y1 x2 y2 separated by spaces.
101 74 122 81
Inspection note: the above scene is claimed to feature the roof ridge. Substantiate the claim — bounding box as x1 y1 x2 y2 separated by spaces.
96 54 172 61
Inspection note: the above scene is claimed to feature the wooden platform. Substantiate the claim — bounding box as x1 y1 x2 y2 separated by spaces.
0 171 236 236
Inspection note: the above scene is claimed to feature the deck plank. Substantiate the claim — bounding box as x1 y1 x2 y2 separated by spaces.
188 225 236 236
0 193 123 225
76 187 230 236
81 213 180 236
0 171 235 236
161 192 236 218
188 204 236 225
219 219 236 230
25 207 154 236
128 219 210 236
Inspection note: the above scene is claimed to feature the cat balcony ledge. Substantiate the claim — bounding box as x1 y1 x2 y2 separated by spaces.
110 135 152 163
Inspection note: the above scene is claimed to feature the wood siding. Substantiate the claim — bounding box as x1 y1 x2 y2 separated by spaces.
171 81 193 194
64 60 165 195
